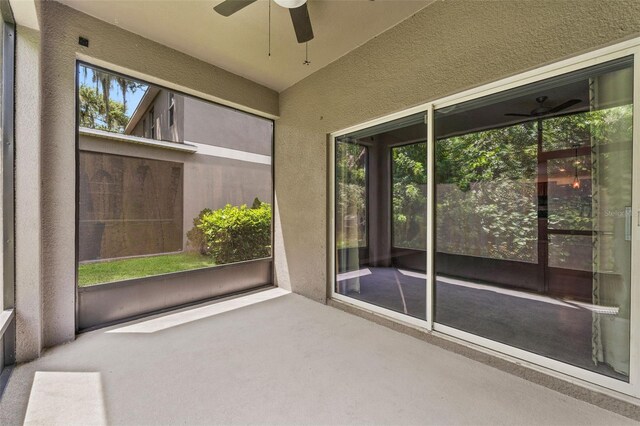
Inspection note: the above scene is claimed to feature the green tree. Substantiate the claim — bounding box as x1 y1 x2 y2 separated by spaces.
392 142 427 249
435 105 633 263
335 141 367 248
80 65 145 121
78 84 130 133
436 122 539 262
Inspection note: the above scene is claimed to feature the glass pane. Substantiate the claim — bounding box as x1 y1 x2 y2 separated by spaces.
335 142 367 249
77 64 273 286
335 113 427 320
435 124 538 263
547 155 593 231
548 234 593 271
434 56 633 381
392 142 427 250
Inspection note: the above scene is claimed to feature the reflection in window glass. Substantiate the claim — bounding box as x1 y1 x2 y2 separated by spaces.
392 143 427 250
436 124 538 263
335 114 427 320
77 64 273 287
434 57 633 381
547 155 593 231
335 141 367 249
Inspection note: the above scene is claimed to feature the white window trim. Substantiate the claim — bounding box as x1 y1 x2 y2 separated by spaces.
328 36 640 399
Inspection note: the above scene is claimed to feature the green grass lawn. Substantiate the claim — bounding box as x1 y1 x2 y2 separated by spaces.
78 252 215 287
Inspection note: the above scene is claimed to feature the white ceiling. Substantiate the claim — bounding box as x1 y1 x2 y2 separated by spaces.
56 0 433 92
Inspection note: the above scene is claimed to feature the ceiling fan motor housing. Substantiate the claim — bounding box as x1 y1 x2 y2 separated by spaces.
274 0 307 8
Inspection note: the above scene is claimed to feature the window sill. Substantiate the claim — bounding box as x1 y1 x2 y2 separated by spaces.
79 127 197 154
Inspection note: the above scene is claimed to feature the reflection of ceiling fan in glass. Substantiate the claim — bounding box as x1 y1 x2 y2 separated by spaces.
505 96 582 118
213 0 314 43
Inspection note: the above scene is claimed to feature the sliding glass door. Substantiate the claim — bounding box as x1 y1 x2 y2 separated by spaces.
434 56 633 380
332 47 639 392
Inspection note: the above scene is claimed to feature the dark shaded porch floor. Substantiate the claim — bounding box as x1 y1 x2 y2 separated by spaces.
339 266 627 380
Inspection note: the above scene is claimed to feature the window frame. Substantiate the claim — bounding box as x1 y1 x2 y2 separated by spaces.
0 0 15 374
74 60 276 330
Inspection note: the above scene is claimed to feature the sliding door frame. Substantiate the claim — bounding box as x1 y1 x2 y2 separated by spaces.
329 37 640 399
329 106 431 330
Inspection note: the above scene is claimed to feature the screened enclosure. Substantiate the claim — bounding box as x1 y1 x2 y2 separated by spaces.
76 63 274 329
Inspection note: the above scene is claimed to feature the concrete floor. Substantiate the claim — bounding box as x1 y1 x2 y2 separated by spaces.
0 288 636 425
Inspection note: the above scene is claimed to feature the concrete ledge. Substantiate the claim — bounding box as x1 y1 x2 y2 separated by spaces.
79 127 197 153
327 297 640 421
78 259 273 331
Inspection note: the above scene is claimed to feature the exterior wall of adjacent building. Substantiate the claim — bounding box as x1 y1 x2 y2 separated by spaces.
273 0 640 302
34 0 278 357
78 132 272 259
182 97 273 156
127 89 273 157
130 90 185 144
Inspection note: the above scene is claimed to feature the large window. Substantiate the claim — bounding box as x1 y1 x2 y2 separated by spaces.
77 64 273 288
434 57 633 381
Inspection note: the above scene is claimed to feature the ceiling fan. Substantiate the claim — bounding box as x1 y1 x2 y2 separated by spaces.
214 0 314 44
505 96 582 118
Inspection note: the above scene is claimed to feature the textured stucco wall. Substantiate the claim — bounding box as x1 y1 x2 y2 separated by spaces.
38 0 278 349
274 0 640 302
15 25 42 362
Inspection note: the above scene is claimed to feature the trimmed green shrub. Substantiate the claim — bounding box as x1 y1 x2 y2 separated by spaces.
187 199 271 265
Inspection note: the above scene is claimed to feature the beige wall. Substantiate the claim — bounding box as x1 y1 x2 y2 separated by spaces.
274 0 640 302
38 1 278 351
183 98 274 156
15 25 41 362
